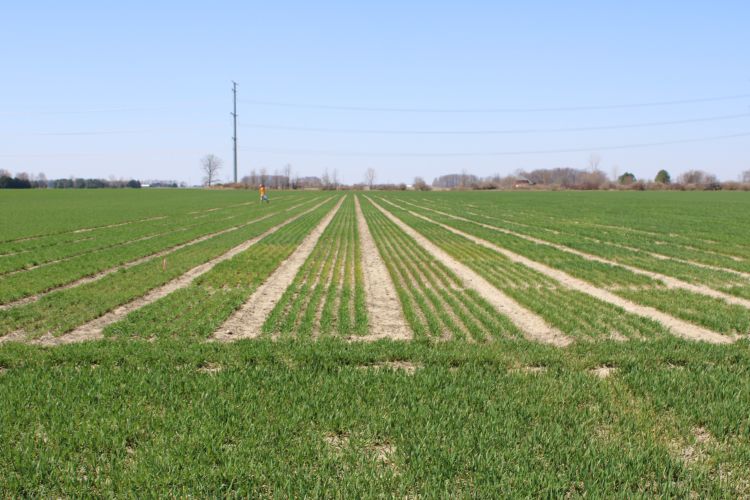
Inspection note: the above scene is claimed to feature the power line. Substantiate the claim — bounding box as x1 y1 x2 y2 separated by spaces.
239 93 750 113
239 112 750 135
240 130 750 157
231 81 238 184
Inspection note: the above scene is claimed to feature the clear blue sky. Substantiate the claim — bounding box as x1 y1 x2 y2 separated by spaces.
1 1 749 185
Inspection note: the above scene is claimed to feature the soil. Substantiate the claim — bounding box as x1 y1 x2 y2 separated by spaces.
0 200 313 312
397 203 733 345
211 197 345 342
355 197 414 340
402 199 750 309
38 198 334 346
369 198 572 347
591 366 617 379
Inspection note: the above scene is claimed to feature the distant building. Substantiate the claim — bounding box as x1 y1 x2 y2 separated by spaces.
513 178 535 189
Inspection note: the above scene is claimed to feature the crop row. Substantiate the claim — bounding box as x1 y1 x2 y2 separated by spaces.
0 196 317 305
1 188 293 245
261 196 367 339
369 198 671 341
0 197 334 339
399 197 750 295
412 193 750 266
104 198 339 340
0 197 284 274
381 197 750 336
361 197 521 342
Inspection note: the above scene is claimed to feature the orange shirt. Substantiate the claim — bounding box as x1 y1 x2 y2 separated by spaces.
259 186 266 196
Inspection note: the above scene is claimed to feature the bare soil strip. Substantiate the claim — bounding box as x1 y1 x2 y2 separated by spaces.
0 200 314 311
27 198 335 347
354 197 412 341
368 198 571 347
212 197 346 342
387 202 732 344
401 200 750 309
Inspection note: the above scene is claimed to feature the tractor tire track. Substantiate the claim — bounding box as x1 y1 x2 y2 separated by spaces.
27 198 334 346
380 200 731 344
354 196 412 341
211 197 346 342
367 198 571 347
0 200 315 311
400 200 750 309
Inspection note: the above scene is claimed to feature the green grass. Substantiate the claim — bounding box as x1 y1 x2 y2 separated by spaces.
1 337 749 496
3 189 750 495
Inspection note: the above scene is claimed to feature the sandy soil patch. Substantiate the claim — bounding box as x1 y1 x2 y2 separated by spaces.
369 198 572 347
32 198 334 347
392 203 732 345
357 360 423 374
510 365 547 374
590 365 617 379
0 330 27 344
212 197 345 341
677 427 714 466
197 362 223 374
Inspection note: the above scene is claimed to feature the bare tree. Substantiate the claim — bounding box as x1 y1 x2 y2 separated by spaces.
588 153 602 172
0 169 10 177
413 177 431 191
742 169 750 183
332 169 339 190
201 154 223 187
283 164 292 189
259 168 268 185
321 169 331 189
364 168 376 190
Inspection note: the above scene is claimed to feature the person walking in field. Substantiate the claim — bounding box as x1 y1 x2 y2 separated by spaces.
259 183 269 203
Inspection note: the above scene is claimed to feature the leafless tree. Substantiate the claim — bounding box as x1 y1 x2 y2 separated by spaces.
588 153 602 172
260 168 268 185
0 169 11 177
16 172 30 181
413 177 431 191
283 164 292 189
201 154 223 187
321 169 331 189
742 169 750 183
678 170 717 185
364 168 376 190
332 169 339 190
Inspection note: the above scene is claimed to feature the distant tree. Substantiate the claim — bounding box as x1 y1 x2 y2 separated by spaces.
364 168 376 190
678 170 717 185
201 154 223 187
283 164 292 189
0 169 10 178
655 169 671 184
742 169 750 183
618 172 636 185
321 169 331 190
588 153 602 171
413 177 431 191
127 179 141 188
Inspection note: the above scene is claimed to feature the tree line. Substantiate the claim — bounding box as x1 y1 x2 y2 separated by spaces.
0 170 142 189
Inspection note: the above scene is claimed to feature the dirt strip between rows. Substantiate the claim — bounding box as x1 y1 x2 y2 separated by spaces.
22 197 335 347
400 200 750 309
378 199 731 344
0 199 316 312
464 210 750 282
353 196 412 341
211 197 346 342
367 198 571 347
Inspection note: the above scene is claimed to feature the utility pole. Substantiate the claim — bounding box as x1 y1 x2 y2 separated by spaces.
231 81 238 184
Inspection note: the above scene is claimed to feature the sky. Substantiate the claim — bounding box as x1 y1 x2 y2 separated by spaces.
1 1 749 185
